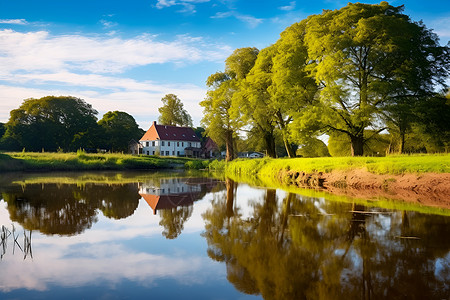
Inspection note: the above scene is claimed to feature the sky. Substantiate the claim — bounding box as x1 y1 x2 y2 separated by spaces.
1 0 449 130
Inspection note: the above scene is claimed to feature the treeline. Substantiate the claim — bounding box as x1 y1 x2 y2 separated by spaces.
0 96 144 152
200 2 450 160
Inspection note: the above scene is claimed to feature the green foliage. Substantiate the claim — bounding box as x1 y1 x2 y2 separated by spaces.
302 2 449 156
296 138 330 158
201 47 259 161
98 111 144 152
158 94 193 127
3 96 98 152
185 159 210 170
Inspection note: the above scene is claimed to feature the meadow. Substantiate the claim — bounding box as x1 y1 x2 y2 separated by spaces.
209 154 450 176
0 151 197 172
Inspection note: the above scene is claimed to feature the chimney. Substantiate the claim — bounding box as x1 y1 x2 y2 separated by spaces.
152 121 157 127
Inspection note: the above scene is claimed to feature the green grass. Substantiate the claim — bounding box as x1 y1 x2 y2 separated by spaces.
0 152 201 172
211 154 450 177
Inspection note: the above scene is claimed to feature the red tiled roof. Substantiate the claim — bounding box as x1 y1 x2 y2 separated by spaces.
140 121 200 142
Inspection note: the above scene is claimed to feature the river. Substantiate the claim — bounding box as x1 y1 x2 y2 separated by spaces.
0 171 449 299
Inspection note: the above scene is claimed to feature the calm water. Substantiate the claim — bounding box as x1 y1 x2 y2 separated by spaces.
0 172 449 299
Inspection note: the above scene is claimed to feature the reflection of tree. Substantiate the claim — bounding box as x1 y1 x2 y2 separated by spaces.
79 183 140 219
2 183 140 235
159 205 193 239
202 180 450 299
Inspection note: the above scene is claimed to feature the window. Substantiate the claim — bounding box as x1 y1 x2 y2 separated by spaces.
189 142 192 147
177 151 180 156
146 142 149 147
152 141 155 146
177 142 179 147
168 142 170 146
152 151 155 155
162 141 165 146
182 142 184 147
166 151 169 155
172 151 174 155
147 151 149 155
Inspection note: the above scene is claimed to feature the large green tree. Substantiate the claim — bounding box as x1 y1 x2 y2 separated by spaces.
158 94 193 127
98 111 144 152
201 47 259 161
3 96 98 151
303 2 449 156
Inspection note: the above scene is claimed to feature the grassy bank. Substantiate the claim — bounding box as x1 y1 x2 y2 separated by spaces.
0 151 200 172
210 154 450 176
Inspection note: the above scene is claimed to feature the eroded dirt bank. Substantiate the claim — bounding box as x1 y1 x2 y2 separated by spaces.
283 169 450 209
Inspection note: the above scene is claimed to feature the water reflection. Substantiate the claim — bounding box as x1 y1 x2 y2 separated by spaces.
0 175 221 238
202 178 450 299
139 177 221 239
1 183 140 235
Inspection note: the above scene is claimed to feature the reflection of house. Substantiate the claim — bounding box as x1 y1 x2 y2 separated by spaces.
139 177 219 214
140 121 201 157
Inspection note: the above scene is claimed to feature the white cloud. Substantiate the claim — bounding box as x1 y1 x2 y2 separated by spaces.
279 1 296 11
428 16 450 43
211 11 263 28
155 0 210 13
0 29 230 75
0 19 28 25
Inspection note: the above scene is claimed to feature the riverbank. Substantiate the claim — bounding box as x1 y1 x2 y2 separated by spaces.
0 151 199 172
211 155 450 209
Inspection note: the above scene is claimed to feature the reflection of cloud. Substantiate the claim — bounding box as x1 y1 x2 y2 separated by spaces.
0 242 209 292
0 199 218 292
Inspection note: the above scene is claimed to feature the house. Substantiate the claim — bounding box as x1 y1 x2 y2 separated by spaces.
128 139 143 155
140 121 202 157
202 137 220 158
237 151 265 158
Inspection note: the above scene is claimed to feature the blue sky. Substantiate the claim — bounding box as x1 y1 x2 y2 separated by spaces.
1 0 449 129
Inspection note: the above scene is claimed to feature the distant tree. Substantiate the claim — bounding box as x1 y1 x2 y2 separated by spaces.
0 122 5 138
3 96 98 152
158 94 193 127
98 111 144 152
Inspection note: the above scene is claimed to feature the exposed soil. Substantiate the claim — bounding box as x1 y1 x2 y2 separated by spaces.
285 169 450 209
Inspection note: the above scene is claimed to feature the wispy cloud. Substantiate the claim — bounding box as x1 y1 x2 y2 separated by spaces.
279 1 296 11
155 0 210 13
0 29 231 75
428 15 450 43
0 19 28 25
211 11 263 28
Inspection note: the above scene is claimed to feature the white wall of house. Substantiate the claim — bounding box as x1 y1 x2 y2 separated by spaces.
139 178 202 195
141 140 201 156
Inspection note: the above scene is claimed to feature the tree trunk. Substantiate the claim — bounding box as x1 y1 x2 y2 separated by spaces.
225 129 234 162
399 130 406 154
350 134 364 156
264 131 277 158
283 136 296 158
